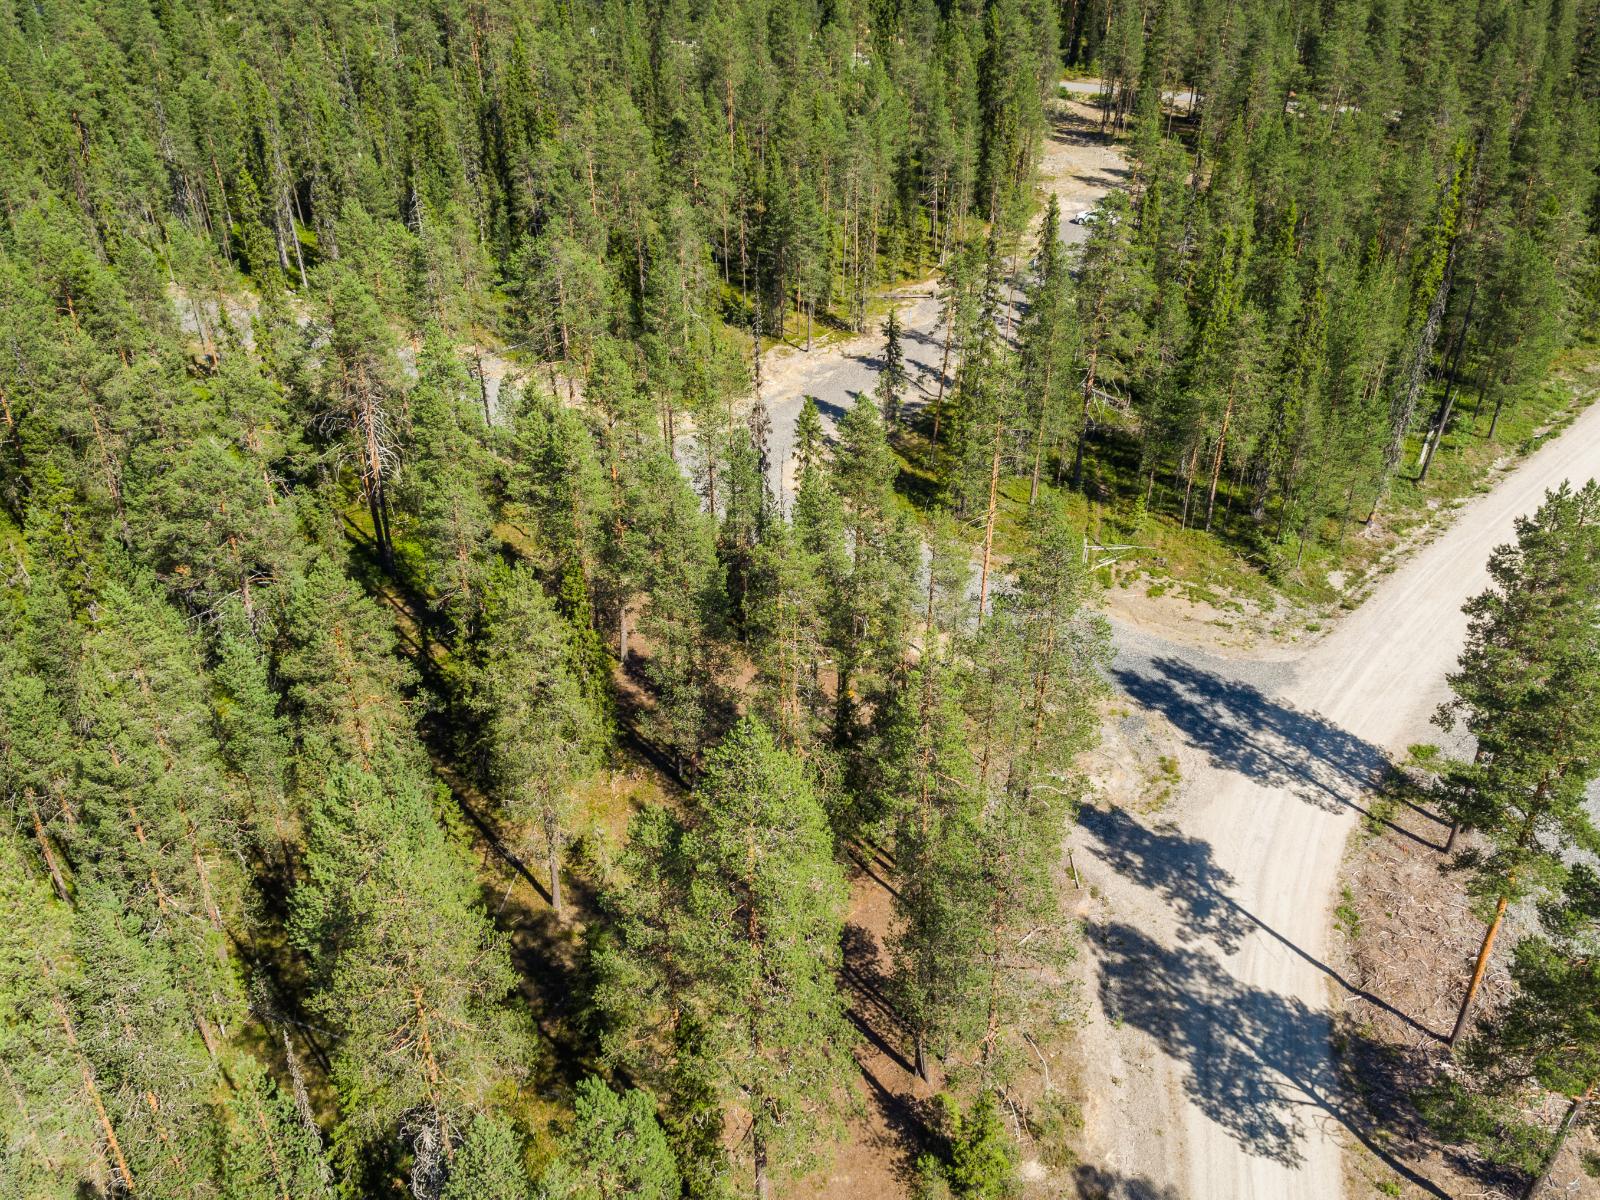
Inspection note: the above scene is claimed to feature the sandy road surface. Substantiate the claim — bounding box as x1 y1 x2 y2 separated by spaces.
745 82 1600 1199
1080 400 1600 1198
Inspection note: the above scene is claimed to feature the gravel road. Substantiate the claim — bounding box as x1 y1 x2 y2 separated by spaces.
1080 399 1600 1198
734 82 1600 1198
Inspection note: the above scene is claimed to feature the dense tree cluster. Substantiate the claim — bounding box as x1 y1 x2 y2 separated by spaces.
0 3 1089 1192
917 0 1600 573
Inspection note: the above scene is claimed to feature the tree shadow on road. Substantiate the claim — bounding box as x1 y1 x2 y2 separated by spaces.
1078 806 1444 1039
1071 1165 1183 1199
1111 656 1447 850
1078 804 1254 952
1092 920 1449 1195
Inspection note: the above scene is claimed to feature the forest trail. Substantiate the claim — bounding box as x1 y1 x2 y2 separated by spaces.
1079 396 1600 1198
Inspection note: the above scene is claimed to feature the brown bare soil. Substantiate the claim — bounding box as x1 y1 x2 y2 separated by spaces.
813 856 942 1198
1331 780 1599 1199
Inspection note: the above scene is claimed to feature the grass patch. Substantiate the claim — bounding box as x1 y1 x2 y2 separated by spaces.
1148 754 1182 809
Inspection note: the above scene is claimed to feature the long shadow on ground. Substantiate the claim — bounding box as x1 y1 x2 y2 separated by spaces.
1079 806 1443 1040
839 921 935 1189
1111 656 1447 850
1092 920 1449 1195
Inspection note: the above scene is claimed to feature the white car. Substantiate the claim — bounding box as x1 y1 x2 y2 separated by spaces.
1070 206 1119 228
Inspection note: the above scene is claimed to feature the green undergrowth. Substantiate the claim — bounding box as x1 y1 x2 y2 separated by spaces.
888 343 1600 628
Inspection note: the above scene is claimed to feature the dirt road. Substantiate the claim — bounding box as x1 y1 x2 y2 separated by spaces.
755 97 1127 505
770 83 1600 1198
1079 399 1600 1198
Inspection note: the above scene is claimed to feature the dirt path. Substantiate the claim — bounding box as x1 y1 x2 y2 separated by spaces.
1077 398 1600 1198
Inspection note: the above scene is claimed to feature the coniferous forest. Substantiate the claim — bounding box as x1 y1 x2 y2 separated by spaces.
1 0 1598 1195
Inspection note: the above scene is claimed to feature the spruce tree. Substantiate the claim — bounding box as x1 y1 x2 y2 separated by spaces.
877 305 908 426
441 1115 531 1200
401 333 496 626
1068 189 1148 491
0 836 109 1197
793 397 827 480
539 1077 680 1200
291 765 530 1190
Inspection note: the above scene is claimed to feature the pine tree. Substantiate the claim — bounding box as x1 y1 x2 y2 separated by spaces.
882 658 988 1082
1435 481 1600 1045
317 267 405 571
0 640 74 901
618 451 731 775
273 556 422 786
959 495 1110 1077
1462 865 1600 1199
597 720 856 1200
73 579 244 1051
123 352 297 620
210 602 297 860
510 382 611 584
466 563 605 918
824 396 919 744
745 519 831 753
68 886 232 1198
216 1052 336 1200
1018 196 1076 505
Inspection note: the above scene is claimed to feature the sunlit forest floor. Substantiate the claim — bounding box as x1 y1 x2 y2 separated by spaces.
1331 767 1600 1198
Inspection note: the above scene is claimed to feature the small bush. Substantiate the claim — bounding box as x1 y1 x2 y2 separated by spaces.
1029 1091 1083 1170
948 1092 1016 1199
1334 886 1362 941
